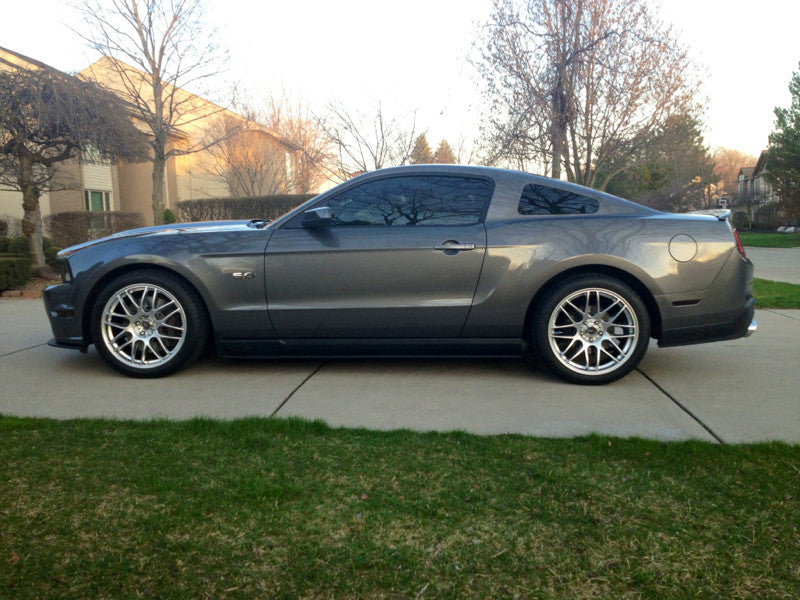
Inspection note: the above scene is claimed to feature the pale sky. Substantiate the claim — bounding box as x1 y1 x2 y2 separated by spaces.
3 0 798 159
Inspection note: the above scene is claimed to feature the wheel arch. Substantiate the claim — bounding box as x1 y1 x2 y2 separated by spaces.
81 263 214 346
522 264 662 342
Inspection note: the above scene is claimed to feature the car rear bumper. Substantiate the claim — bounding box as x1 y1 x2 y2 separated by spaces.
658 296 756 347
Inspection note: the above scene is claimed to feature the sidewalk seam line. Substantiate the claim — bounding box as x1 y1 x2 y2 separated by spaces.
762 308 800 321
636 368 726 444
269 361 327 418
0 344 46 358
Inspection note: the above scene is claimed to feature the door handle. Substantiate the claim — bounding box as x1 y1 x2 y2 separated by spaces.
434 241 476 254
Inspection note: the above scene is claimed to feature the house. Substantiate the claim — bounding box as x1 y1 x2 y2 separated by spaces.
736 166 755 197
737 151 776 204
0 46 301 226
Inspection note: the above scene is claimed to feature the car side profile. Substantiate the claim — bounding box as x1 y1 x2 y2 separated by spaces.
43 165 756 384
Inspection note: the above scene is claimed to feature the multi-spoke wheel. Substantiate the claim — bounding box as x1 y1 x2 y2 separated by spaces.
91 271 208 377
532 275 651 384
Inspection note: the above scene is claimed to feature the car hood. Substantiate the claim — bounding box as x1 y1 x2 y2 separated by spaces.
59 220 267 255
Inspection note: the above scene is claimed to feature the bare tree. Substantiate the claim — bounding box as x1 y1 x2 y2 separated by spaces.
199 113 294 197
263 96 335 194
0 67 147 273
713 147 757 197
319 100 419 181
475 0 701 189
76 0 229 224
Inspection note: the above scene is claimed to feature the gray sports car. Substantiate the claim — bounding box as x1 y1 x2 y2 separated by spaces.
43 165 756 384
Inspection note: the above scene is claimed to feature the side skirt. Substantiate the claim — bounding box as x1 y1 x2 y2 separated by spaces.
218 338 523 359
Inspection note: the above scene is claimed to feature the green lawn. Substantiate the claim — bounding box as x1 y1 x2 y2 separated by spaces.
1 417 798 599
753 277 800 308
739 231 800 248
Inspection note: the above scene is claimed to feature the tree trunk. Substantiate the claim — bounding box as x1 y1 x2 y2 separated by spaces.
151 151 166 226
18 153 47 273
550 91 564 180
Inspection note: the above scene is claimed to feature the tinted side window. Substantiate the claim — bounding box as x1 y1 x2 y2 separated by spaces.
518 184 599 215
327 175 491 226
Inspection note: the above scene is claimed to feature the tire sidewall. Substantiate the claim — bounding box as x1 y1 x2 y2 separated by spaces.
533 274 651 385
90 270 208 378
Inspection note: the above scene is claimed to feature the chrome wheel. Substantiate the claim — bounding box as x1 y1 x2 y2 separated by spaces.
548 288 638 376
533 275 650 384
99 283 187 369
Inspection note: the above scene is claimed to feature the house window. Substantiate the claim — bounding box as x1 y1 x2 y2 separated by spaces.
84 190 110 212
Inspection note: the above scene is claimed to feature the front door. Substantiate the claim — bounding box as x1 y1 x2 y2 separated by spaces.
265 174 493 339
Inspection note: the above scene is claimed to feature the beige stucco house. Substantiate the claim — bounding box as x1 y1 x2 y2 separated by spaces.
1 46 300 227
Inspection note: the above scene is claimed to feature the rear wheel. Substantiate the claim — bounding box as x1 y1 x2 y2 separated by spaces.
532 274 651 384
90 270 208 378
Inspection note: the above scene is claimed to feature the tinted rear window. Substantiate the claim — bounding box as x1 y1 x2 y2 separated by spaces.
518 184 599 215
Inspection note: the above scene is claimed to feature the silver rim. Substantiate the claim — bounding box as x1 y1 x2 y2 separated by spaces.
548 287 639 376
100 283 187 369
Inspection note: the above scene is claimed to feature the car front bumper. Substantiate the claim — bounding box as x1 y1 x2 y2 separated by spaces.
42 283 88 351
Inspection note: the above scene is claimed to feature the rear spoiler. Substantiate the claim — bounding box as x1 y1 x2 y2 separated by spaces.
687 209 730 221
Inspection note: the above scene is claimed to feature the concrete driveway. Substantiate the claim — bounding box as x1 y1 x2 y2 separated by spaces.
1 298 797 444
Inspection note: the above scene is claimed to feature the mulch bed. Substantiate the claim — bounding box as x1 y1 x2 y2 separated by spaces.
1 276 60 299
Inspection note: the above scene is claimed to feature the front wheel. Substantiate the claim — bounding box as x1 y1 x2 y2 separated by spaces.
90 270 208 378
532 275 651 385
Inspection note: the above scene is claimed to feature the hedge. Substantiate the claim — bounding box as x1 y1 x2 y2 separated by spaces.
730 211 749 230
45 211 144 249
753 203 784 230
0 236 61 268
176 194 316 223
0 254 32 291
7 235 28 255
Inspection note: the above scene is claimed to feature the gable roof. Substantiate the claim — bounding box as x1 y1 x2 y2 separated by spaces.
1 47 299 153
0 45 57 72
80 55 299 152
738 166 755 179
753 150 769 177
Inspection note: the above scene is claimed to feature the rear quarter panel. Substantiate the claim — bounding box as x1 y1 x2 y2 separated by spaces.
463 176 738 338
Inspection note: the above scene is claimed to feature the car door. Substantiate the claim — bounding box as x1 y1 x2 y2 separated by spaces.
264 174 493 339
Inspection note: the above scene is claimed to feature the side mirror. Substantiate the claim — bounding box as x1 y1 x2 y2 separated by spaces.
302 206 332 228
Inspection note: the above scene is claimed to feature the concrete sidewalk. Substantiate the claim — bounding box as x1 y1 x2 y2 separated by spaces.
747 247 800 284
1 298 798 444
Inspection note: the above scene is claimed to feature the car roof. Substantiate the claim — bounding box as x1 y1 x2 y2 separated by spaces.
346 164 660 215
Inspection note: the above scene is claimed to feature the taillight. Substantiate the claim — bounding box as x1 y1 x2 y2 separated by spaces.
732 229 747 258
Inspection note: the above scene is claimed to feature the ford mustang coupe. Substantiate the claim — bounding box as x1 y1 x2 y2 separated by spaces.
43 165 756 384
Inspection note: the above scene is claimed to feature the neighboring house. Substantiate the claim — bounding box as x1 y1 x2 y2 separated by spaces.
736 166 755 197
0 46 301 226
737 151 777 204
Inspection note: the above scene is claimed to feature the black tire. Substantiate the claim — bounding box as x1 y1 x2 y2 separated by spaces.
90 270 209 378
531 274 651 385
